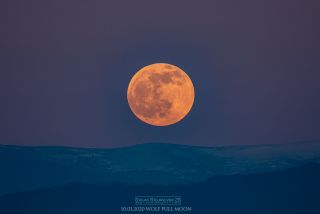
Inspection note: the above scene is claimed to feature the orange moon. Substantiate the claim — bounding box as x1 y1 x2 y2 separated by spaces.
127 63 195 126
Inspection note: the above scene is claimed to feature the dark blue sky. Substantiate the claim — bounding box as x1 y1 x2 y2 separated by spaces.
1 0 319 148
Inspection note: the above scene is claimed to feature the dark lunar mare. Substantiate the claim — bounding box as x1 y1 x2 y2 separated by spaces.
130 71 179 119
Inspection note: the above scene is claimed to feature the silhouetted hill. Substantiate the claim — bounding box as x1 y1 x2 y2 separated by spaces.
0 163 319 214
0 141 320 195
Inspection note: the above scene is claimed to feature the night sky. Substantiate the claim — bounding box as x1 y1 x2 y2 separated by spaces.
1 0 320 148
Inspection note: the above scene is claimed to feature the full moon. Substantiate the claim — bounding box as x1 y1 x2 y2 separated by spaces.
127 63 195 126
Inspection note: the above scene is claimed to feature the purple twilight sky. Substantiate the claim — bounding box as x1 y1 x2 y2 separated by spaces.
0 0 320 148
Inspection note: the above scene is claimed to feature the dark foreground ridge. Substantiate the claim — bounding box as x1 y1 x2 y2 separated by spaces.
0 141 320 195
0 163 320 214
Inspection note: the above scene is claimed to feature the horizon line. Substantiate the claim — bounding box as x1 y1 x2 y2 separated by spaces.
0 140 319 150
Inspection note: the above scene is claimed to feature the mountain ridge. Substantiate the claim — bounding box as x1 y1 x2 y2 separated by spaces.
1 139 320 150
1 162 320 214
0 141 320 196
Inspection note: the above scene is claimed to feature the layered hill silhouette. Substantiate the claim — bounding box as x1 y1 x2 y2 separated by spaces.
0 163 319 214
0 141 319 196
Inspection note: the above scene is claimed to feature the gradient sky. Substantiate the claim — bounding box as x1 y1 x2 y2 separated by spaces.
1 0 320 148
